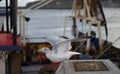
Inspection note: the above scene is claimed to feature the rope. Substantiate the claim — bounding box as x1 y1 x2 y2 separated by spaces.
106 9 120 22
97 0 108 41
27 0 47 9
101 8 120 43
95 36 120 59
25 0 53 16
74 41 86 52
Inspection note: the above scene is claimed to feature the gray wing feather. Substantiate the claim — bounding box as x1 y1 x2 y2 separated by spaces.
45 35 87 53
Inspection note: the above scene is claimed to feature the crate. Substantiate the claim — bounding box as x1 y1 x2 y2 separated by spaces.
56 60 120 74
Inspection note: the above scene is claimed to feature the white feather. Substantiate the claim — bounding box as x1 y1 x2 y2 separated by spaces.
37 35 84 62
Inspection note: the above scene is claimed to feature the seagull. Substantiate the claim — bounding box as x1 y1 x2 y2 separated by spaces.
37 35 86 62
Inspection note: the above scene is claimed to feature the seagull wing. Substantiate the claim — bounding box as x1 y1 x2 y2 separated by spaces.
56 40 72 53
45 36 56 47
56 38 87 53
57 38 87 44
45 35 87 53
45 35 66 53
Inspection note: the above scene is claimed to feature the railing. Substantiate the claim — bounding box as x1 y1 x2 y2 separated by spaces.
18 0 54 46
0 51 8 62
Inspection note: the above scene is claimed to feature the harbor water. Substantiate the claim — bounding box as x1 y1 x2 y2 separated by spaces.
23 8 120 48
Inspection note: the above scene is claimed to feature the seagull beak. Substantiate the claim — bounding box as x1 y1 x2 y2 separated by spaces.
37 49 44 53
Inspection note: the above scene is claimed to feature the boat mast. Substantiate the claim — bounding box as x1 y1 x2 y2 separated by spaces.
10 0 18 45
72 0 107 55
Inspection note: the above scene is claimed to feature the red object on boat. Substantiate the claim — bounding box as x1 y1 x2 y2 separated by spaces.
0 32 22 51
0 32 21 46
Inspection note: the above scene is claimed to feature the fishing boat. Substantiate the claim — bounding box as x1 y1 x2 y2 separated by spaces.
20 0 120 73
0 0 120 74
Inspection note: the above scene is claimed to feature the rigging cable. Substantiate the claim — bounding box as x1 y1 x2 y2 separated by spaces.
97 0 108 41
97 0 120 42
95 36 120 59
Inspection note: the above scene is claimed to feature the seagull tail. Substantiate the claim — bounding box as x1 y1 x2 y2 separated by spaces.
70 51 81 55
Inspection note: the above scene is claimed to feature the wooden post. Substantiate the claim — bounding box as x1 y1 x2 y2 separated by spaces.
77 0 81 17
83 0 87 18
85 22 92 55
98 21 103 54
72 0 77 17
63 16 67 36
9 52 21 74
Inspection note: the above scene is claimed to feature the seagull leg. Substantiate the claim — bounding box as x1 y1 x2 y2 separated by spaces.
52 62 61 70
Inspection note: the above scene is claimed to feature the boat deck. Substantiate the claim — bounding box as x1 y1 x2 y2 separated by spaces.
21 64 43 74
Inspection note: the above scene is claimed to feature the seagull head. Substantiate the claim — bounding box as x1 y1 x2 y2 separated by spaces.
37 47 51 53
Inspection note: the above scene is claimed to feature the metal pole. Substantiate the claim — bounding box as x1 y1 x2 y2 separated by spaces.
72 17 77 38
12 0 17 45
6 0 9 32
10 0 12 29
5 0 9 74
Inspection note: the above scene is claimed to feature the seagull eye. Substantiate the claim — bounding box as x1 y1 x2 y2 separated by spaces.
44 49 47 50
